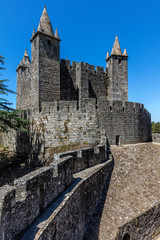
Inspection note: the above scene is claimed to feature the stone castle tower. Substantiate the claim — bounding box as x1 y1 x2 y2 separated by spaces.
17 6 61 110
106 36 128 102
16 6 151 146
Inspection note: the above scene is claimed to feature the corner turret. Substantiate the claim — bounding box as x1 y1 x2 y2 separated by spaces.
106 35 128 101
16 49 31 110
16 49 30 72
54 28 60 39
123 48 128 56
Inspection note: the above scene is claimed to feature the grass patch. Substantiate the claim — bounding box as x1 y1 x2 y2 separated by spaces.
46 142 91 156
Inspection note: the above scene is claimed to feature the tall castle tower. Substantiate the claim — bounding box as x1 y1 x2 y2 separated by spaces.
30 6 61 110
106 36 128 101
17 6 61 110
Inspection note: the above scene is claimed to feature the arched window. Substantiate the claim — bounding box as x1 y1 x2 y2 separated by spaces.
122 233 130 240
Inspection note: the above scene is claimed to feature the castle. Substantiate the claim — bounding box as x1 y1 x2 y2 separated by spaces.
0 7 159 240
16 6 151 148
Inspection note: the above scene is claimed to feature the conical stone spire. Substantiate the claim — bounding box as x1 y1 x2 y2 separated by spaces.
24 49 29 58
31 28 36 40
106 51 110 60
123 48 128 56
37 6 54 37
54 28 60 39
22 49 30 65
111 35 122 55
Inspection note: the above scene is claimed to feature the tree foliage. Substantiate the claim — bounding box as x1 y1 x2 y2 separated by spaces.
152 121 160 133
0 55 29 132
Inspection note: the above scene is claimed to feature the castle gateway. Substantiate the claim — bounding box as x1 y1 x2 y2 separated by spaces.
16 6 151 146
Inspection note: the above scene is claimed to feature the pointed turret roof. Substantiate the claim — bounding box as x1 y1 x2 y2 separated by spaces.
106 51 110 61
111 35 122 55
31 28 36 40
123 48 128 56
54 28 60 39
20 59 23 66
24 49 29 58
22 49 30 66
37 6 54 37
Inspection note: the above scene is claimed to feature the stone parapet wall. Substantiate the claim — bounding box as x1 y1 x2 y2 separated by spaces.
54 144 105 173
30 99 99 149
28 159 114 240
115 203 160 240
0 155 73 240
152 133 160 143
1 99 151 158
0 144 107 240
98 99 152 144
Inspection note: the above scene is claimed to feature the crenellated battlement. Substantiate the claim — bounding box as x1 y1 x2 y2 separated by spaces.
25 99 150 117
60 59 107 75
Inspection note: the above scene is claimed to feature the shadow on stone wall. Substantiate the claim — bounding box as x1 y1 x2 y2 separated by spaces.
15 130 44 166
60 61 78 101
0 131 44 187
83 144 114 240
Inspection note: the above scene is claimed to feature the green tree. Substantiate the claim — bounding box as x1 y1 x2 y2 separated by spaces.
152 121 160 133
0 55 29 132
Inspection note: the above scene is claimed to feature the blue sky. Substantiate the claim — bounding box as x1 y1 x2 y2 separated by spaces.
0 0 160 121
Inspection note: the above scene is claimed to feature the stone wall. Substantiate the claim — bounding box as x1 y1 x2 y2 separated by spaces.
98 99 152 144
60 59 108 102
116 203 160 240
16 65 31 110
33 99 151 147
54 144 106 173
0 145 108 240
30 99 99 149
38 33 60 109
1 99 151 159
152 133 160 143
28 159 113 240
0 155 73 240
107 55 128 101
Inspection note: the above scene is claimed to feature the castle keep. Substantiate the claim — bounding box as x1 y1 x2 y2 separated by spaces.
16 6 151 147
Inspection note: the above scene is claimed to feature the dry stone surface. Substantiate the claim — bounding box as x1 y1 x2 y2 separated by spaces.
85 143 160 240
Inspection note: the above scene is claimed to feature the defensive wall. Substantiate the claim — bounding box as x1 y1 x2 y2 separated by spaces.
0 144 114 240
27 99 151 147
115 203 160 240
1 98 151 161
23 159 113 240
97 99 151 144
